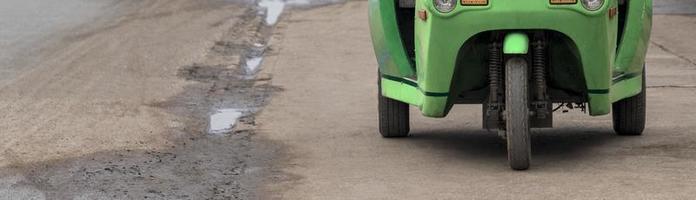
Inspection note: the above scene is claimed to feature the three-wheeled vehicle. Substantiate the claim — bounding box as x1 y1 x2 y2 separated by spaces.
369 0 652 170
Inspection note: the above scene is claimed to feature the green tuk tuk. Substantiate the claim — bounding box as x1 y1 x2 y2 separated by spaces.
370 0 652 169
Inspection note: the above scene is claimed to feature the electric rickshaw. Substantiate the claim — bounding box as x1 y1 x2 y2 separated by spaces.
369 0 652 170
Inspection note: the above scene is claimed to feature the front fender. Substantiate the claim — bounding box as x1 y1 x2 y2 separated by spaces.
614 0 652 75
368 0 415 78
503 32 529 54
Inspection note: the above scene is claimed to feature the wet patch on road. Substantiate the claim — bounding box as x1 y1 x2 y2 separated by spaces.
209 108 246 134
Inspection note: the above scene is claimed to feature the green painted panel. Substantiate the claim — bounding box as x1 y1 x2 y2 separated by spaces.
368 0 415 77
503 33 529 54
610 73 643 102
380 77 450 117
614 0 652 74
413 0 621 116
381 77 423 106
588 93 611 116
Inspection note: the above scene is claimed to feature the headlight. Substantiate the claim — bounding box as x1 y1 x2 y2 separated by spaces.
580 0 604 11
433 0 456 13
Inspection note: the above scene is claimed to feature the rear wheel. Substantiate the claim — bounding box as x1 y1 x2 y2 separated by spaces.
378 75 410 137
612 72 646 136
505 57 531 170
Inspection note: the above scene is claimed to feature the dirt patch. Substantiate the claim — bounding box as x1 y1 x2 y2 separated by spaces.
2 133 278 199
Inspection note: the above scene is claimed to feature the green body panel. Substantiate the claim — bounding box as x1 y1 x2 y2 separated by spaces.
368 0 415 77
503 33 529 54
614 0 652 75
381 77 424 106
369 0 652 118
611 74 643 102
381 77 448 114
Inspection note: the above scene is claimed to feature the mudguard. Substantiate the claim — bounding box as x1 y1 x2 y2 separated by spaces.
368 0 415 78
503 33 529 54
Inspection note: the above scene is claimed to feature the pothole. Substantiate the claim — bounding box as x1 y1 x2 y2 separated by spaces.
180 0 348 135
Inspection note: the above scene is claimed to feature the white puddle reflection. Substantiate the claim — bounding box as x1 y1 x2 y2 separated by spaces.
258 0 285 25
258 0 337 25
208 109 244 135
241 42 266 79
245 57 263 73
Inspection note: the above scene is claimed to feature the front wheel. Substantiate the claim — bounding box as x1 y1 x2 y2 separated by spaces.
505 57 531 170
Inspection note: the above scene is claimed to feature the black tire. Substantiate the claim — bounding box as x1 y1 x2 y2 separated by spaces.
378 75 410 137
505 57 531 170
612 73 646 136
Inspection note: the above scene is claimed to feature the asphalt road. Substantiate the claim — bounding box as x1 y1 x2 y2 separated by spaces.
258 1 696 199
1 0 696 199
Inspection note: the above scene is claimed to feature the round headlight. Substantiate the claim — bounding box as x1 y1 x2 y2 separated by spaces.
581 0 604 11
433 0 456 13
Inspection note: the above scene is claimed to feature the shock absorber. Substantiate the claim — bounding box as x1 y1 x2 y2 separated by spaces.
488 42 502 104
533 37 547 101
484 34 505 129
532 34 548 119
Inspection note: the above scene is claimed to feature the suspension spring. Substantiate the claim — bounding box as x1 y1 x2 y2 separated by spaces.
533 39 547 101
488 42 502 103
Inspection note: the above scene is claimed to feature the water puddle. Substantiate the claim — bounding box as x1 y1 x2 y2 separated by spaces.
258 0 286 25
240 42 266 79
206 0 344 135
208 109 245 135
244 56 264 74
257 0 343 25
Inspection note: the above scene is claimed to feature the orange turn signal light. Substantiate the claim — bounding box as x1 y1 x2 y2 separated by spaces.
550 0 577 4
461 0 488 6
608 7 618 19
418 10 428 21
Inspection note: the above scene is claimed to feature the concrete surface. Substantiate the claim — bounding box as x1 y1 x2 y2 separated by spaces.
258 1 696 199
0 0 111 87
654 0 696 14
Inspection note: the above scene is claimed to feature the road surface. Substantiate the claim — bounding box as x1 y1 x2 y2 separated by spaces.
0 0 110 87
0 0 278 199
257 1 696 199
1 0 696 199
